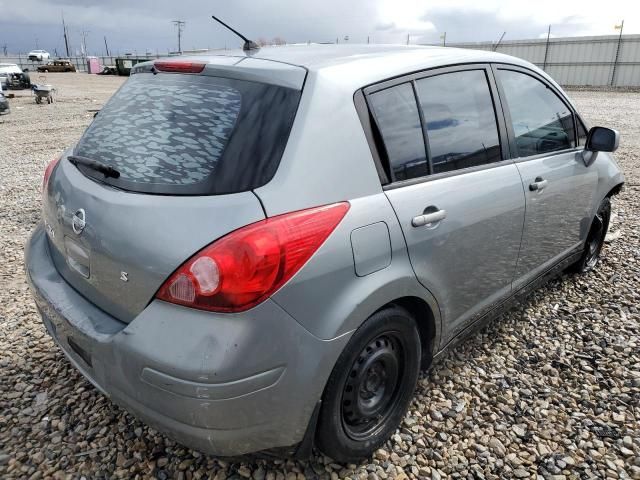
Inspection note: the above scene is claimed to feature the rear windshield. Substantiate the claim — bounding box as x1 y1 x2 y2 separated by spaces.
74 72 301 195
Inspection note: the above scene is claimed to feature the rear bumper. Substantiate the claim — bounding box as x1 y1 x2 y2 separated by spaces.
25 224 349 456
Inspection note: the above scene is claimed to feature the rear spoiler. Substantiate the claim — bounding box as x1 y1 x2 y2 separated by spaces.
131 56 307 90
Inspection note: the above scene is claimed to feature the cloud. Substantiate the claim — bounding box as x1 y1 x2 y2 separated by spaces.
375 22 396 32
0 0 638 54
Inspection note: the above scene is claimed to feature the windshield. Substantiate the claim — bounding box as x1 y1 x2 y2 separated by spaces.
73 72 301 195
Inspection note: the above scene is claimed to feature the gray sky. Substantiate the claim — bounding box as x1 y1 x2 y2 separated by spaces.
1 0 638 55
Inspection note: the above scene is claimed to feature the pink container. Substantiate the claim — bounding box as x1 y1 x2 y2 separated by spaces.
86 57 101 74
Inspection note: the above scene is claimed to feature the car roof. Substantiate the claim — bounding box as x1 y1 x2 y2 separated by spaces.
183 44 541 90
248 44 514 68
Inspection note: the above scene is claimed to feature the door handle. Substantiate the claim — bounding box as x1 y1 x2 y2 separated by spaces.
412 209 447 227
529 177 548 191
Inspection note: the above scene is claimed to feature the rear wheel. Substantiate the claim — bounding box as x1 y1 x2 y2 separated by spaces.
570 197 611 274
316 306 421 462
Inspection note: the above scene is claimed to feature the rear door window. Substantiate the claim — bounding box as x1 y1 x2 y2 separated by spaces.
415 70 502 174
368 83 428 181
497 69 576 157
74 72 301 195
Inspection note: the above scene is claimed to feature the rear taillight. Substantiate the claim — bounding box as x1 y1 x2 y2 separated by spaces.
42 155 61 194
156 202 350 313
154 61 206 73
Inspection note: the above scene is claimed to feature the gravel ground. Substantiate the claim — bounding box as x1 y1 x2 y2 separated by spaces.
0 74 638 480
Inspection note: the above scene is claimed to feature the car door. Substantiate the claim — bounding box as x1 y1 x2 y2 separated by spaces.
493 66 598 289
366 65 526 345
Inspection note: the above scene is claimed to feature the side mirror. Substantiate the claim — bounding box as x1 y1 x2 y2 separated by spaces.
586 126 619 152
581 126 620 166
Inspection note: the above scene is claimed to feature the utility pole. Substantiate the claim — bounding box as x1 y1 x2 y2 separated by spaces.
542 25 551 71
62 13 70 57
611 20 624 87
441 32 447 46
104 36 110 57
493 31 506 51
367 35 370 44
406 33 410 45
172 20 186 53
81 30 90 57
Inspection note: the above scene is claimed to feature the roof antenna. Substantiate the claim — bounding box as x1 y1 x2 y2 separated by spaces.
211 15 260 51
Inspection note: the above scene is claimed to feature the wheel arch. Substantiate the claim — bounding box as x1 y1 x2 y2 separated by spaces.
375 296 437 369
606 182 624 198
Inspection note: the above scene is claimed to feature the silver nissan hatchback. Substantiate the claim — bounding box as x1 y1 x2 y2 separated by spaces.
26 45 624 462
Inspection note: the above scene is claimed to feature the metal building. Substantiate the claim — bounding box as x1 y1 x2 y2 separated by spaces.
442 34 640 87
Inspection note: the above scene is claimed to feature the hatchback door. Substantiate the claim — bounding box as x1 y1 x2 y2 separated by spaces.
366 66 525 344
42 58 305 322
494 66 598 288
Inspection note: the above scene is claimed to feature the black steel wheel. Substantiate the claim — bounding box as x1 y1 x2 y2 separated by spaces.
570 197 611 274
341 333 403 440
316 306 422 462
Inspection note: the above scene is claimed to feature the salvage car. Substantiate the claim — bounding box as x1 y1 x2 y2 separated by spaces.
0 63 23 89
0 83 9 115
37 60 77 73
5 71 31 89
28 49 50 61
26 45 624 462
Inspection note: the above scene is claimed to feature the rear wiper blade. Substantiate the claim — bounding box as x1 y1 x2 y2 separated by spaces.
68 155 120 179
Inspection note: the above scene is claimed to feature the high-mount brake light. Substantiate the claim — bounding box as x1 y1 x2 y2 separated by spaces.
156 202 350 313
42 155 61 194
154 61 206 73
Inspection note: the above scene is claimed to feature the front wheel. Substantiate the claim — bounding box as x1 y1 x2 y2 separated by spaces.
570 197 611 274
316 306 421 462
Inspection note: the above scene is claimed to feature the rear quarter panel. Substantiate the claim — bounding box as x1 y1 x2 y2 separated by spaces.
270 192 442 344
254 68 383 216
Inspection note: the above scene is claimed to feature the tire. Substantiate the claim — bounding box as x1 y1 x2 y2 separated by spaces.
570 197 611 274
316 306 421 462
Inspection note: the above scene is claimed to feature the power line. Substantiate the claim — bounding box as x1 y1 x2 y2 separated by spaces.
172 20 185 53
